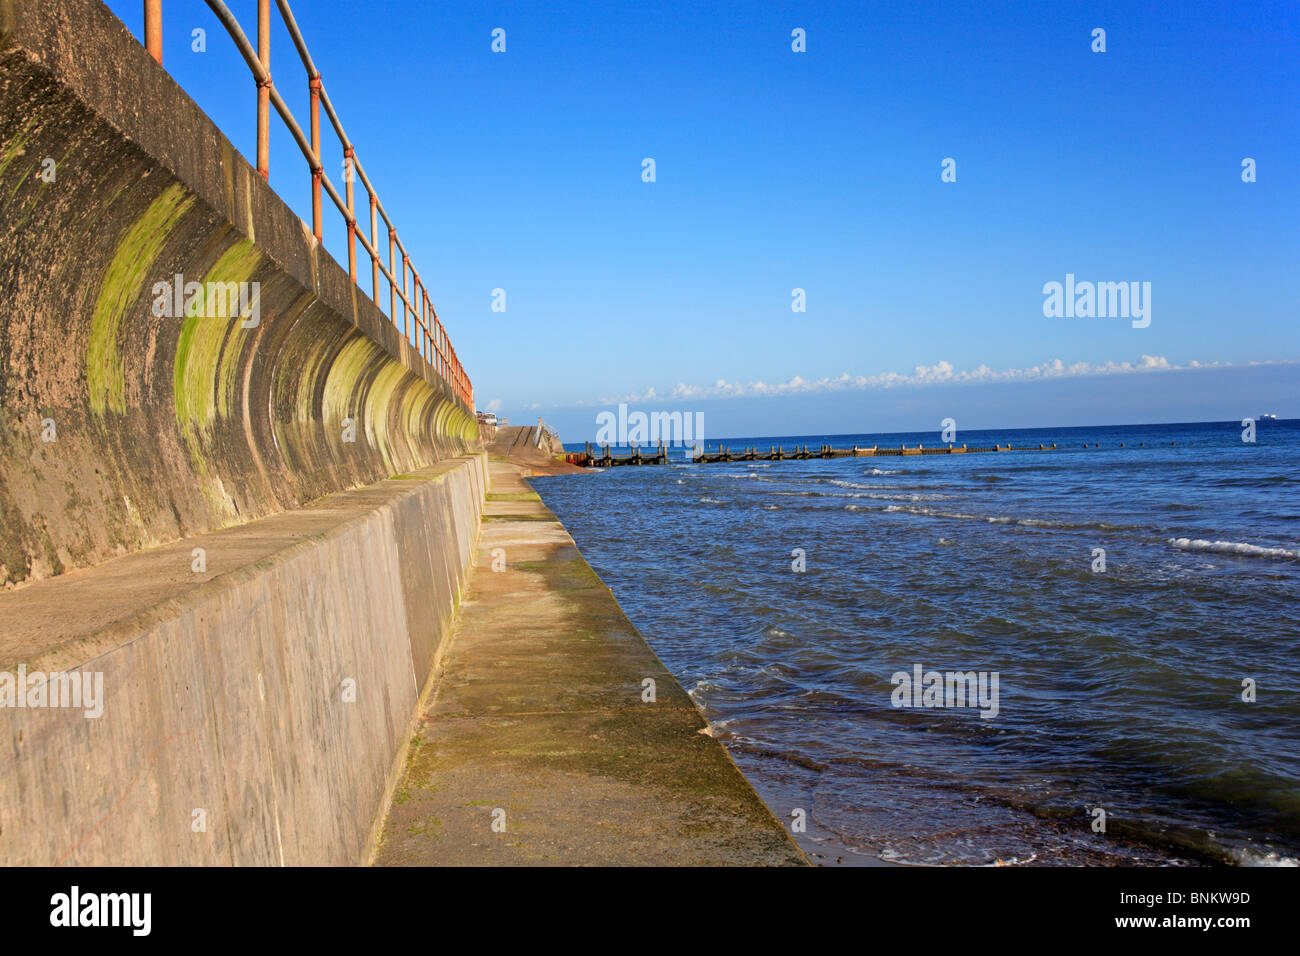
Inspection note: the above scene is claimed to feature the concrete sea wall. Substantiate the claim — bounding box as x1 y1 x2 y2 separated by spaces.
0 455 486 865
0 0 477 589
0 0 488 866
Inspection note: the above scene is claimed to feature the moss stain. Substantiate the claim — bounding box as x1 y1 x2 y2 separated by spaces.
88 182 194 416
173 237 263 466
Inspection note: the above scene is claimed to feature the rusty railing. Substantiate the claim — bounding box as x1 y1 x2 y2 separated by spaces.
140 0 473 412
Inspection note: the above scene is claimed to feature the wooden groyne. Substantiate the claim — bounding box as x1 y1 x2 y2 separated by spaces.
566 440 1090 468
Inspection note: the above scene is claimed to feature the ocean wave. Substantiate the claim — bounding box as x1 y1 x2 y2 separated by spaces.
1232 848 1300 867
686 680 712 706
698 496 725 504
829 479 875 490
1168 537 1300 560
830 478 941 494
778 487 950 502
883 504 1138 532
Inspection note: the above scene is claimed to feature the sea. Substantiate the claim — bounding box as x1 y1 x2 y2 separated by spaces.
531 419 1300 866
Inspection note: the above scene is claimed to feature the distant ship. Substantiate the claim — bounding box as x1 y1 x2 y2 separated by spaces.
1260 413 1278 421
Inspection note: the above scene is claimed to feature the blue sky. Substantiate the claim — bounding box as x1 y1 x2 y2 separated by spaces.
106 0 1298 438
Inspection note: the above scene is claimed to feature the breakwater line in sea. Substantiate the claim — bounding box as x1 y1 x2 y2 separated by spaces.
570 438 1176 467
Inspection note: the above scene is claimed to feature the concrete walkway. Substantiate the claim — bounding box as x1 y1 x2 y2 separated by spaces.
373 461 806 866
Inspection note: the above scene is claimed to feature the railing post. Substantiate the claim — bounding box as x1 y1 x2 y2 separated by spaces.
416 283 426 361
413 277 422 358
309 75 322 240
428 304 435 368
144 0 162 64
416 290 426 361
416 287 426 361
369 194 380 303
422 292 430 363
388 228 398 331
401 254 410 347
344 145 356 282
256 0 270 181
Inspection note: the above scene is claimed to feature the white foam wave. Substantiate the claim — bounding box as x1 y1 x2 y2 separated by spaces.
777 488 949 502
1168 538 1300 561
1232 847 1300 866
883 505 1131 532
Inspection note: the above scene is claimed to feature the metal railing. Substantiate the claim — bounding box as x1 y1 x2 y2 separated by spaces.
142 0 472 411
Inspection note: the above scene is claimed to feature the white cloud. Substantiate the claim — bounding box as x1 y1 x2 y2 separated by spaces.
486 398 503 412
587 355 1287 405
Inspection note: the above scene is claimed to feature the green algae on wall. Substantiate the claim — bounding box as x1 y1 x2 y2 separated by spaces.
363 358 410 473
172 237 263 464
87 182 195 416
321 335 381 448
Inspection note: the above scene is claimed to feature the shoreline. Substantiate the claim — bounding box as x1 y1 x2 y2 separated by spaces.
373 457 806 865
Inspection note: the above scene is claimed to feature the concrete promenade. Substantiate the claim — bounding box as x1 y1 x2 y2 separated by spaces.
373 460 806 866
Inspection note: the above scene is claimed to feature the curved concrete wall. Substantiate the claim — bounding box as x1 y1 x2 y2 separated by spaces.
0 0 477 588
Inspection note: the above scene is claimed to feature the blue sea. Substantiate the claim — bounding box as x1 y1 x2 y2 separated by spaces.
533 420 1300 866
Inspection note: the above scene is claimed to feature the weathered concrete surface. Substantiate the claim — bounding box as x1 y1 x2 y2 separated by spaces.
486 424 563 458
373 461 807 866
0 0 477 588
486 425 583 475
0 453 486 866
